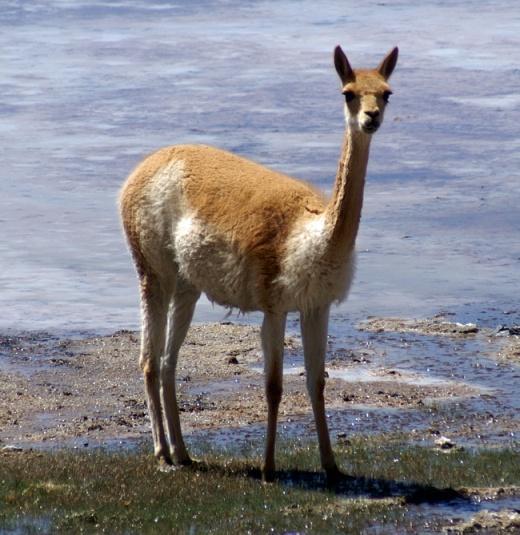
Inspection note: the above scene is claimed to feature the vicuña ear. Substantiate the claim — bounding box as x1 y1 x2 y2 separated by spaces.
334 45 355 85
377 46 399 80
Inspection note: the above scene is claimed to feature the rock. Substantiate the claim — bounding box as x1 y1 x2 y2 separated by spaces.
227 356 239 365
494 325 520 336
451 322 478 334
2 445 23 452
359 317 479 336
435 436 455 449
336 432 351 445
459 486 520 500
445 509 520 533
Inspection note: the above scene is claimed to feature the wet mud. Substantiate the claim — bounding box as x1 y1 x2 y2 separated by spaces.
1 317 518 452
445 508 520 534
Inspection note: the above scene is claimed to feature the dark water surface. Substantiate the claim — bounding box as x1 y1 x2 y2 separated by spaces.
0 0 519 333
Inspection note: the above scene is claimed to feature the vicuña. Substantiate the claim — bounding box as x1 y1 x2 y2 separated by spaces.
119 44 398 482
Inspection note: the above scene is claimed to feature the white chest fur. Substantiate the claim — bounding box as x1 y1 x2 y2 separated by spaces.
276 215 355 312
174 215 259 311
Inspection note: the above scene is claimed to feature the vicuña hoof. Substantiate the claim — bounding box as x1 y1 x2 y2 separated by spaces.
262 469 276 484
156 451 174 466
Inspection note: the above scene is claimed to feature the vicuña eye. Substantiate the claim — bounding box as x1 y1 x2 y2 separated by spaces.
383 90 392 103
343 91 356 103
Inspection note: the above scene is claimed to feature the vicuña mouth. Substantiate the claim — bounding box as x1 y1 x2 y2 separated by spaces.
362 122 380 134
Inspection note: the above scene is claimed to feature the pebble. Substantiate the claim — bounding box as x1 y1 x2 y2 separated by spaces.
494 325 520 336
435 436 455 449
2 445 23 452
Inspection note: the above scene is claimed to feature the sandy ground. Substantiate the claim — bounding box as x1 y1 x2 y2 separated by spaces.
1 318 518 452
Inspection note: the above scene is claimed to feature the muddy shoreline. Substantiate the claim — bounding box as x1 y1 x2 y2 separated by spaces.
1 317 518 453
1 316 519 533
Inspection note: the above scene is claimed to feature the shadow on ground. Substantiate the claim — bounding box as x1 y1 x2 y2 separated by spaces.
190 461 466 505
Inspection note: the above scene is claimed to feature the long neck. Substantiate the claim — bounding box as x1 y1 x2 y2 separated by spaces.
325 127 371 254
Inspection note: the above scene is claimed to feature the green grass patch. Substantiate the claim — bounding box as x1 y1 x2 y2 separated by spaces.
0 438 518 534
335 438 520 489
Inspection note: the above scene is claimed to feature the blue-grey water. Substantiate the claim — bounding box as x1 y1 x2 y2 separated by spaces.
1 0 519 333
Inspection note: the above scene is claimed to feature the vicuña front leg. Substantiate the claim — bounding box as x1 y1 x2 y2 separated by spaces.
261 312 287 482
300 305 341 480
161 280 200 466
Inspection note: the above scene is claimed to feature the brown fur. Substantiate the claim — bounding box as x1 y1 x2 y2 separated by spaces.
121 144 327 309
343 69 391 93
179 145 326 305
326 130 370 253
120 57 394 303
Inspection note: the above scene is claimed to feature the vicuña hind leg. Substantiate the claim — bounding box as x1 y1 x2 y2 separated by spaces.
139 272 172 464
261 311 287 482
161 279 200 465
300 305 341 481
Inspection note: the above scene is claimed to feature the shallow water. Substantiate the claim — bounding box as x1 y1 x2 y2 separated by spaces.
0 0 519 333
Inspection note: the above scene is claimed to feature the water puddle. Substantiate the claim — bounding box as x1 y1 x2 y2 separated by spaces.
0 330 93 377
1 516 53 535
412 494 520 535
282 364 489 392
186 377 245 398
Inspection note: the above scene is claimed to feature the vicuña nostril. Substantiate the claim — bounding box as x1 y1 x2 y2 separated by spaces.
365 110 380 119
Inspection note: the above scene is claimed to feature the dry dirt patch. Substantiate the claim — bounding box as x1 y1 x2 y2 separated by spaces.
359 317 480 336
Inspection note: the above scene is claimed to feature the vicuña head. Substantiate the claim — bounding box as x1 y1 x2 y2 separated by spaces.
119 44 398 483
335 45 398 134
